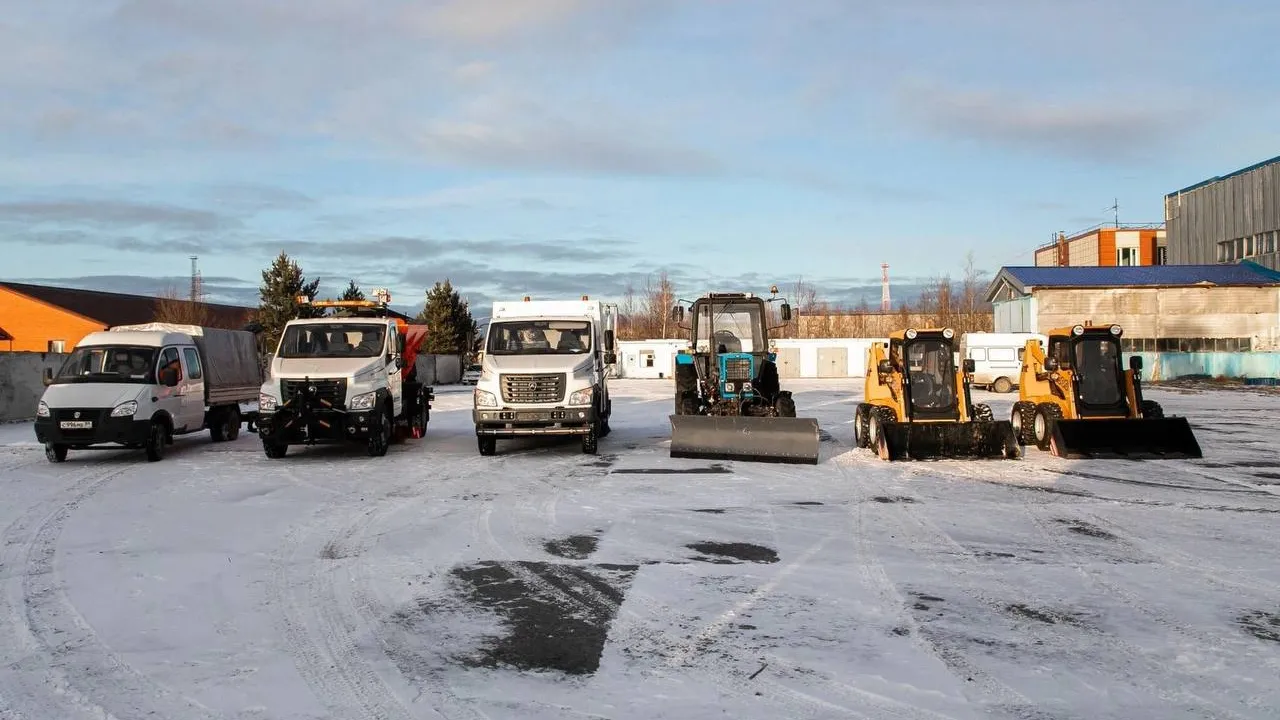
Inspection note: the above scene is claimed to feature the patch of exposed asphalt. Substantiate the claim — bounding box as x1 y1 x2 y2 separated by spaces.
1052 518 1116 540
1004 603 1088 627
611 465 731 474
792 501 824 506
871 495 917 504
543 534 600 560
446 560 639 675
686 542 779 564
691 508 726 514
1237 610 1280 643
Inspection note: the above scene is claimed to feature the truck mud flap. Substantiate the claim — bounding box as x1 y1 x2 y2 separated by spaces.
877 421 1022 461
669 415 821 465
1049 417 1203 459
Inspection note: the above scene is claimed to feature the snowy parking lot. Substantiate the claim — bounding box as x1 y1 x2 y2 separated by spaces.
2 378 1279 720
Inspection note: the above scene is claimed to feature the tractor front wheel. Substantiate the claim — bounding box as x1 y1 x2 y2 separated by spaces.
775 394 796 418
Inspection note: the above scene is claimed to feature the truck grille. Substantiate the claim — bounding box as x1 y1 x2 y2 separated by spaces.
52 408 108 439
723 358 753 380
500 373 565 404
282 378 347 406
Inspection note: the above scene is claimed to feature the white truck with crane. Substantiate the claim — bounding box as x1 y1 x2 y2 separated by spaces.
472 296 618 456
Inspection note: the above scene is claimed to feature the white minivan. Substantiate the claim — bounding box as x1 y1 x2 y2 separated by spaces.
959 332 1048 393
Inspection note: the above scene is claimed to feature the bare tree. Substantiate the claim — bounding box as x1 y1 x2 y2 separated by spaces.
640 271 677 338
619 282 639 340
154 286 211 325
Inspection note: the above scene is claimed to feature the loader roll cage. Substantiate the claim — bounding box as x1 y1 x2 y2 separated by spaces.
882 330 962 421
1045 328 1130 417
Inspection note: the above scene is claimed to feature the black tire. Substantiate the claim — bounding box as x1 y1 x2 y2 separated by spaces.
45 443 68 463
854 403 872 448
871 406 897 460
674 365 697 415
209 407 227 442
1141 400 1164 419
582 424 599 455
677 392 699 416
225 406 241 441
991 377 1014 394
775 394 796 418
1011 401 1036 445
367 405 391 457
972 403 994 422
1032 403 1063 451
413 394 430 438
263 439 288 458
144 420 167 462
478 435 496 456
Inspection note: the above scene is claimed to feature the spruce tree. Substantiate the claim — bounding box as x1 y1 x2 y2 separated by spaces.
415 279 477 354
257 251 321 351
341 279 365 301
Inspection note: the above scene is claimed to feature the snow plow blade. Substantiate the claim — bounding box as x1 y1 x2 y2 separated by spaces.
1049 417 1203 459
877 421 1021 461
669 415 821 465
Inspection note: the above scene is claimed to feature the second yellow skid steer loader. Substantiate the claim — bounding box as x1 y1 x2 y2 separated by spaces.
854 327 1022 461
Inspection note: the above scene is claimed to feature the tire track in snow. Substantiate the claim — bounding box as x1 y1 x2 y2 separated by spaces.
0 458 223 720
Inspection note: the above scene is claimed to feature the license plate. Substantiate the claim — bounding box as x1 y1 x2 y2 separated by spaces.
59 421 93 429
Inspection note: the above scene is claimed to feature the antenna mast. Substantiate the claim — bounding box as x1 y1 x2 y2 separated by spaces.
189 256 203 303
880 263 891 312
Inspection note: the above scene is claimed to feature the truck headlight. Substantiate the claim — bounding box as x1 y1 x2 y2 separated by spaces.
259 393 278 412
348 391 377 411
37 401 50 418
111 401 138 417
474 389 497 407
569 387 594 405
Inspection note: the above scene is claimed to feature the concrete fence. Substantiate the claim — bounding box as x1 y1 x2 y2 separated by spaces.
1 352 68 422
1131 352 1280 382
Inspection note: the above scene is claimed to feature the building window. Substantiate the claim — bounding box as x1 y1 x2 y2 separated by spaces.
1155 246 1167 265
1117 247 1138 266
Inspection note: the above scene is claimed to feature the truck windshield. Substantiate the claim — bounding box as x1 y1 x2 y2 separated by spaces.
906 339 956 411
694 302 762 353
278 324 387 358
1073 337 1125 406
53 346 157 383
487 321 591 355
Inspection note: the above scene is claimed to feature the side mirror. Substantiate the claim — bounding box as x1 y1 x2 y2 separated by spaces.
159 367 179 387
1044 357 1059 372
670 305 684 322
605 329 615 349
963 358 975 373
877 359 893 375
780 303 792 322
604 352 617 365
1129 355 1143 371
42 368 54 385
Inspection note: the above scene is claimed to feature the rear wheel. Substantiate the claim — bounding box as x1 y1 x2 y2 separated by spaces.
224 406 241 441
853 403 872 448
992 376 1014 394
677 392 699 416
1011 401 1036 444
1141 400 1164 418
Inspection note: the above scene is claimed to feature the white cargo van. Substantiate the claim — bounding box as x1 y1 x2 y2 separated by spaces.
959 331 1048 393
33 323 261 462
472 296 618 455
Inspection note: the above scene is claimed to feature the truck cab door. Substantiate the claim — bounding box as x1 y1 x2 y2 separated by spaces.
386 323 403 417
180 347 208 431
154 347 191 431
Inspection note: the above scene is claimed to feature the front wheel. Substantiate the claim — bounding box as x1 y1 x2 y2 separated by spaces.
582 425 599 455
775 395 796 418
478 435 496 456
1141 400 1164 419
45 443 68 463
263 439 288 458
367 407 391 457
144 421 167 462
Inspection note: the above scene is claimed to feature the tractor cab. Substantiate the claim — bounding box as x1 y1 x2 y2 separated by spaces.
1043 323 1133 418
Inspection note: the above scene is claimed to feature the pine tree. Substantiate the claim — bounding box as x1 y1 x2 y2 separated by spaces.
256 251 321 351
415 279 477 354
341 279 365 301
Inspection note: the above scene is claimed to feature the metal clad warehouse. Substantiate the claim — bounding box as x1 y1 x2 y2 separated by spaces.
985 264 1280 351
1165 155 1280 269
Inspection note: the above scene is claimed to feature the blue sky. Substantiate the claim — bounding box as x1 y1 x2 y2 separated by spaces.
2 0 1278 316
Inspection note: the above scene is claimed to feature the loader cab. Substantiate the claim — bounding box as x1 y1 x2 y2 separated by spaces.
891 328 960 421
1046 324 1130 417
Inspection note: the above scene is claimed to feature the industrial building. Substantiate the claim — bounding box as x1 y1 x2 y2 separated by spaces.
616 339 689 379
1165 155 1280 269
1034 224 1167 267
616 338 882 379
0 282 253 352
985 264 1280 351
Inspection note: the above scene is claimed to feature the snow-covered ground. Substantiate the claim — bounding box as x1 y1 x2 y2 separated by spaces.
1 379 1278 720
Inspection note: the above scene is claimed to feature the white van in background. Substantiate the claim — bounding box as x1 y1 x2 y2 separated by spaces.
959 332 1047 393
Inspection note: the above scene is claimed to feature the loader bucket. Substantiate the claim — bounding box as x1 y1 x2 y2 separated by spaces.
1048 417 1203 459
877 420 1022 461
669 414 822 465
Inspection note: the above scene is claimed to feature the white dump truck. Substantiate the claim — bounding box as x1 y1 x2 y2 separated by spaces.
33 322 262 462
253 293 433 459
472 296 618 455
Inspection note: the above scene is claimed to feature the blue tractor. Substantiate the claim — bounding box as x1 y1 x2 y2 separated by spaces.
668 289 821 464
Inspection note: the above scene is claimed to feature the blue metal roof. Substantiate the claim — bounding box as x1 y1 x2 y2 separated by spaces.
1165 155 1280 198
1001 262 1280 288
